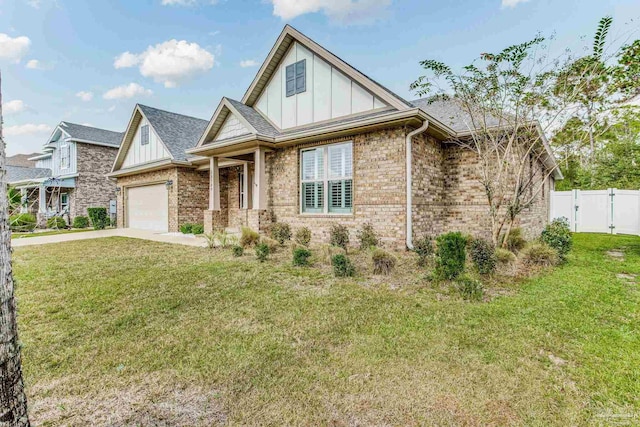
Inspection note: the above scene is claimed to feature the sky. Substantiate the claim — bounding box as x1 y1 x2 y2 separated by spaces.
0 0 638 156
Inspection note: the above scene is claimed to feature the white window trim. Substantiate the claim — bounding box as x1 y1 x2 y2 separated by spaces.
60 192 69 211
60 143 70 170
300 141 353 215
141 124 150 146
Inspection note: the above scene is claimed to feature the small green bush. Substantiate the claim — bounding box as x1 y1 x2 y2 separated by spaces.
495 248 517 264
47 216 67 229
519 242 559 270
202 233 216 249
191 224 204 235
502 227 526 253
414 235 434 266
270 222 292 245
456 276 484 301
87 207 108 230
261 237 279 254
293 248 312 266
541 217 572 261
371 248 396 275
332 254 355 277
9 213 36 232
329 224 350 251
240 227 260 248
180 223 193 234
294 227 312 246
232 245 244 257
469 238 497 275
72 216 89 229
255 242 270 262
435 232 467 280
357 223 379 250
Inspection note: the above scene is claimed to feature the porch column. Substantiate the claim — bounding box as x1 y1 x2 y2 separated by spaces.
242 162 250 209
209 156 220 210
38 185 46 214
253 147 266 210
20 188 27 213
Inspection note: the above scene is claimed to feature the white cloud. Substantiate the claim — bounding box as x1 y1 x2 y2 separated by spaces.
76 91 94 102
3 100 27 114
240 59 259 68
103 83 153 100
501 0 530 8
108 105 116 112
4 123 51 136
0 33 31 62
25 59 43 69
269 0 391 23
27 0 41 8
113 40 215 88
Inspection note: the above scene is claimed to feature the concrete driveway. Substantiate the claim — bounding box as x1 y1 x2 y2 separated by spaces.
11 228 208 248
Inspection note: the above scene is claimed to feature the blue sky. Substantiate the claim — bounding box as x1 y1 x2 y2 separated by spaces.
1 0 638 155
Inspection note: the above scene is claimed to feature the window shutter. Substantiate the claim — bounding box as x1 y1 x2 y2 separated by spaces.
295 59 306 93
286 64 295 97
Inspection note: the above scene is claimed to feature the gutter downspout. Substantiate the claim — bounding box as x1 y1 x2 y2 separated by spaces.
406 120 430 250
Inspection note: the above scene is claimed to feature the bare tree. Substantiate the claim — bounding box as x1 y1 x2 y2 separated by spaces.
0 71 30 426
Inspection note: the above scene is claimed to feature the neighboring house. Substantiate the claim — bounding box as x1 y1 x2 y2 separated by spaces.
109 25 561 247
7 153 39 168
7 122 123 225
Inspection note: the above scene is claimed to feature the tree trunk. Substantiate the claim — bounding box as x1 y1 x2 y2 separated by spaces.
0 72 30 426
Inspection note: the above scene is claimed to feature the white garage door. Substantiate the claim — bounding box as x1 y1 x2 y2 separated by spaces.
126 184 169 232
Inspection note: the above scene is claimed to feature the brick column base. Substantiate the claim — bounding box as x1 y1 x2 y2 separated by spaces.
204 210 227 234
247 209 271 233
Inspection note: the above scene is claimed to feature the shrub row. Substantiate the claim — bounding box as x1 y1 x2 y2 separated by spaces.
180 223 204 235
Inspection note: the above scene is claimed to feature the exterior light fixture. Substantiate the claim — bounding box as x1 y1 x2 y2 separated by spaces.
115 187 121 195
165 180 174 189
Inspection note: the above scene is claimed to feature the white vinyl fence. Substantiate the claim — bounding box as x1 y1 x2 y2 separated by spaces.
550 189 640 235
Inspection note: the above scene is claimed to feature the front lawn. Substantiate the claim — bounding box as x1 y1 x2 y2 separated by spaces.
12 228 94 239
13 233 640 425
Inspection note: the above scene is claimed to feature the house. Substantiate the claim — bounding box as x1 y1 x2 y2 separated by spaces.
7 122 123 225
109 25 561 247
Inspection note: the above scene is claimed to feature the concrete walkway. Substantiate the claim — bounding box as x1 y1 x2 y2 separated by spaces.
11 228 208 248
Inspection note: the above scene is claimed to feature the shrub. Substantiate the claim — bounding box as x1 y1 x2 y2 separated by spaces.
456 276 484 301
332 254 355 277
541 217 572 261
357 223 379 250
180 223 193 234
413 235 434 266
435 232 467 280
261 237 279 254
294 227 312 247
202 233 216 249
321 244 346 265
47 216 67 229
232 245 244 257
9 213 36 232
371 248 396 275
270 222 292 245
240 227 260 248
191 224 204 235
255 242 270 262
502 227 526 253
293 248 312 266
469 238 497 275
72 216 89 229
519 242 559 270
87 207 108 230
329 224 349 251
495 248 517 264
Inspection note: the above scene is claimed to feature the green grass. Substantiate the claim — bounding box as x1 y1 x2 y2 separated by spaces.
13 233 640 425
12 228 94 238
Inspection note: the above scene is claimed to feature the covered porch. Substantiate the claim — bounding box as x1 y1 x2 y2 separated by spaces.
16 177 76 226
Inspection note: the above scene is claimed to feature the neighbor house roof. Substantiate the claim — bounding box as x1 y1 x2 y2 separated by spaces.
6 165 52 184
137 104 209 161
6 153 39 168
59 122 124 147
410 98 501 133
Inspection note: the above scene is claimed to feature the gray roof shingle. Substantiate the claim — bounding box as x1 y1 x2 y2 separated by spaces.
60 122 124 146
6 165 52 183
410 98 501 133
138 104 210 161
225 98 280 137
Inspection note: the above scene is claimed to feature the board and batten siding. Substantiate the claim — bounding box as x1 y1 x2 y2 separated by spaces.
36 156 53 170
122 117 171 168
35 140 77 176
215 113 251 141
255 41 388 130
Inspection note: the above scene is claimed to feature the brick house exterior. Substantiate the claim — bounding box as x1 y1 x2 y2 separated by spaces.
109 25 560 245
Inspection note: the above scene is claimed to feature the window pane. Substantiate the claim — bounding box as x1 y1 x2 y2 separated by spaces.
328 143 352 179
302 149 323 181
286 64 295 80
286 79 295 97
286 64 295 97
295 60 305 76
296 75 305 92
328 179 353 213
302 182 323 213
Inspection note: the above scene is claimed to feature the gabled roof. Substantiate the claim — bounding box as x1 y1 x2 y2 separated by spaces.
199 98 279 145
58 122 124 147
226 99 279 137
6 165 52 184
241 25 411 111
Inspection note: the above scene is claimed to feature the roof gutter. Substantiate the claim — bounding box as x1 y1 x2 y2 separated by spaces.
406 119 430 250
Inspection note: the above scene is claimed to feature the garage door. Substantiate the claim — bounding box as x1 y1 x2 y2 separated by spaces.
126 184 169 232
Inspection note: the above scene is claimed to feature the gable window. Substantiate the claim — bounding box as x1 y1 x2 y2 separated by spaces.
141 124 150 146
301 142 352 214
286 59 306 97
60 143 70 169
